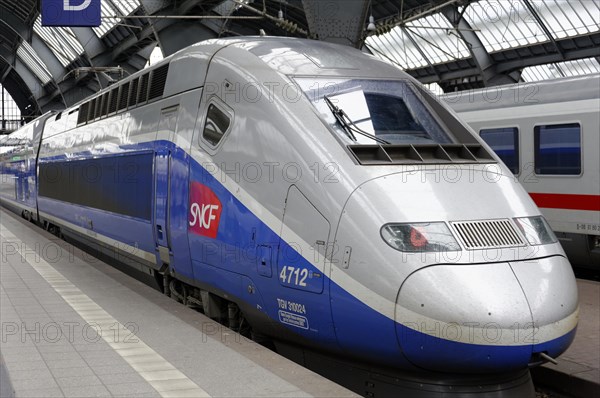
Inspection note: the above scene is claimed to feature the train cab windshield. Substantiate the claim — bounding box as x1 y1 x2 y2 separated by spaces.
297 78 454 145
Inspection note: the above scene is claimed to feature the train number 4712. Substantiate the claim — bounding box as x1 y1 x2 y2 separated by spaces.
279 265 308 287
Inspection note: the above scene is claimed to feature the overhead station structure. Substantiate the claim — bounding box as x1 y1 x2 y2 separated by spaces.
0 0 599 130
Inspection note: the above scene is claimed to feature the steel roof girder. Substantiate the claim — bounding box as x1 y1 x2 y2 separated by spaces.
301 0 370 48
0 70 39 117
0 44 16 67
410 65 481 84
37 71 95 110
497 45 600 74
110 0 220 60
110 34 142 61
156 21 217 56
128 46 155 71
110 9 180 60
30 35 67 85
202 17 229 36
0 4 30 39
71 27 106 59
441 5 517 87
0 62 12 83
9 56 43 106
407 33 600 84
140 0 171 15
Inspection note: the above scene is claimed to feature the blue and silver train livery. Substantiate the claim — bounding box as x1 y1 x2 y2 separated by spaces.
0 38 578 397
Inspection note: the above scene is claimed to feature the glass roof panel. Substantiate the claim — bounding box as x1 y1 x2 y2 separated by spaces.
521 64 555 81
16 41 52 85
385 28 425 69
464 0 550 52
522 58 600 82
93 0 141 37
366 13 470 70
114 0 140 15
405 14 471 65
93 1 119 37
367 27 423 69
533 0 600 40
559 58 600 76
34 17 84 67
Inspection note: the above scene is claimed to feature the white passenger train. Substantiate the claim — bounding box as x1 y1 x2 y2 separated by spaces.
443 74 600 268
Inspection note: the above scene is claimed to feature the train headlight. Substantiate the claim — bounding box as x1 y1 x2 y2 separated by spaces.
514 216 558 245
381 223 460 252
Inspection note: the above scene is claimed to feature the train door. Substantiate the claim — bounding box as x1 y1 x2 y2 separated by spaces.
154 107 178 265
275 186 336 344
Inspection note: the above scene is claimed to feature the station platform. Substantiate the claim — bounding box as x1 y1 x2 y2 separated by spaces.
0 208 358 398
1 207 599 398
531 278 600 398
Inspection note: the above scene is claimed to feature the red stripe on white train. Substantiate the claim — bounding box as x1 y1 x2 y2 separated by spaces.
529 193 600 212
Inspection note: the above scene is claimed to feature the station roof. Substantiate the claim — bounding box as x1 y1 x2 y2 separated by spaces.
1 0 599 121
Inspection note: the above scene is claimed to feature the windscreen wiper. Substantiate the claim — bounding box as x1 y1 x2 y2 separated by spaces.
324 96 356 141
324 96 390 145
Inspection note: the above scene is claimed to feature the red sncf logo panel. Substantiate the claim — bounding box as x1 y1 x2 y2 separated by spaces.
189 182 222 239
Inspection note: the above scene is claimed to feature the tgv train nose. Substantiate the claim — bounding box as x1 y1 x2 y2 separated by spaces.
395 257 578 373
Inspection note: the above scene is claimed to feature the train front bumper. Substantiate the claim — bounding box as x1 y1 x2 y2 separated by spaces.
395 256 578 373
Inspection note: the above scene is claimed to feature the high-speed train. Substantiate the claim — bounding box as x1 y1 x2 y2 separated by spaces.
0 38 579 397
442 75 600 269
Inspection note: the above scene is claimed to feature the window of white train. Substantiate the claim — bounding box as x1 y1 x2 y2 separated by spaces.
534 123 582 176
479 127 520 175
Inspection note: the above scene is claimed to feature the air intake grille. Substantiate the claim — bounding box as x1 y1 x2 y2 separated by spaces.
347 144 495 165
77 102 88 125
148 64 169 101
451 219 525 250
138 73 149 105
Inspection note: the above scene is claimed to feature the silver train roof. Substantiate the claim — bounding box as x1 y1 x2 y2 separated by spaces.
172 36 411 79
68 37 421 111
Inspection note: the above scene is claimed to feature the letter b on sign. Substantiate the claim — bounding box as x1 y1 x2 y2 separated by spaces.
65 0 92 11
41 0 101 27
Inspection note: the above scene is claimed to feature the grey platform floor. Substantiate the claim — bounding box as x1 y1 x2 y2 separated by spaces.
0 208 357 398
531 278 600 398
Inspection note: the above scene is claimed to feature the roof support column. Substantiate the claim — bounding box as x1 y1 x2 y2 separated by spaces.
72 28 106 59
1 64 11 83
442 5 520 86
0 50 42 115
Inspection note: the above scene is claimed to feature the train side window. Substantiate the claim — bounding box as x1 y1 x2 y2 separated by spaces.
202 103 231 147
479 127 519 174
534 123 581 175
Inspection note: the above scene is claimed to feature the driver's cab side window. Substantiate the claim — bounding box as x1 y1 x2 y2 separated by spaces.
200 99 233 151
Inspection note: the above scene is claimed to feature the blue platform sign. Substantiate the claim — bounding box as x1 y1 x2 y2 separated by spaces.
41 0 101 27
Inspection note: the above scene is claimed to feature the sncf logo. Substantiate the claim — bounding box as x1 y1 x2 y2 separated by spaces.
189 182 222 239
